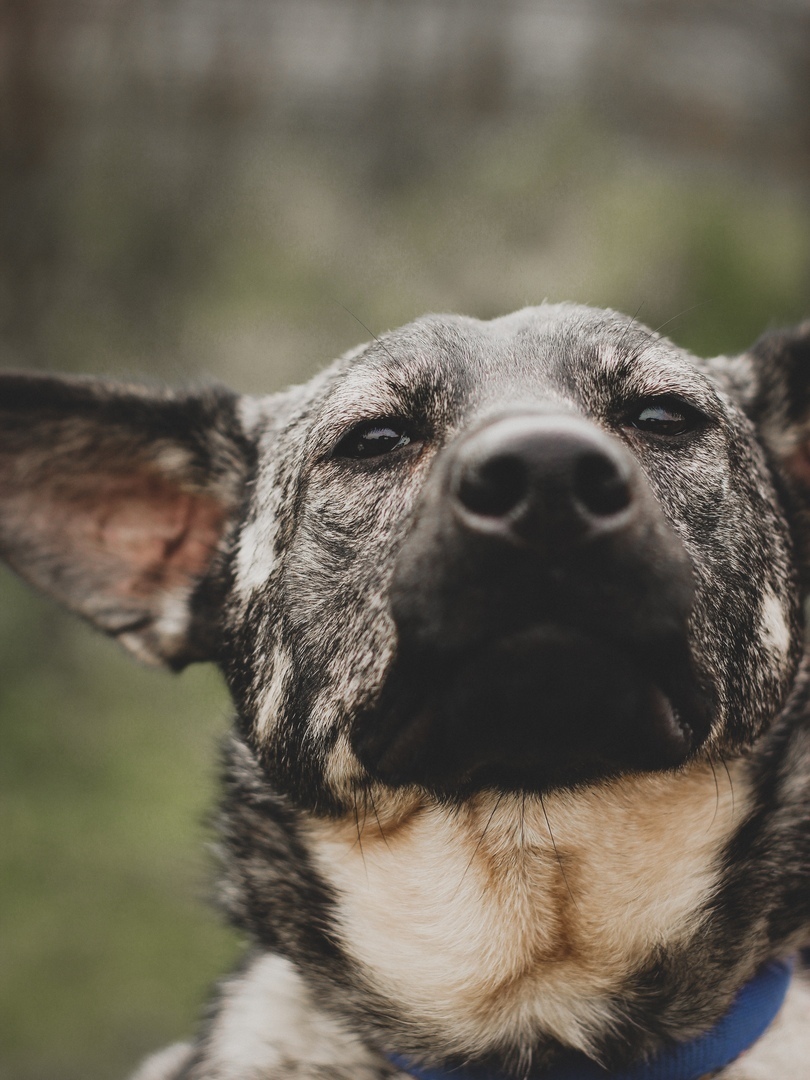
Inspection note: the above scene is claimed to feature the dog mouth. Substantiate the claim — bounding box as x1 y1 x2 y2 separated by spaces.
353 624 711 795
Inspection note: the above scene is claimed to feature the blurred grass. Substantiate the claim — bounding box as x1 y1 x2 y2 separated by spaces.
2 113 810 1079
0 572 239 1080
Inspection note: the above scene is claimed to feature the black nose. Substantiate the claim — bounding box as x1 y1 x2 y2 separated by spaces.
453 415 633 547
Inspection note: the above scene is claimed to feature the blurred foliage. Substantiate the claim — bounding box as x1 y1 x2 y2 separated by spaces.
2 4 810 1079
0 572 238 1080
9 111 809 390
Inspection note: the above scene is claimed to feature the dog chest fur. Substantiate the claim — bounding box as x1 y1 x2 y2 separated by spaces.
304 762 749 1058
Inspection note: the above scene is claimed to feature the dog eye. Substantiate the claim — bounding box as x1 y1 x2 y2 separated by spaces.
626 399 699 437
334 419 416 459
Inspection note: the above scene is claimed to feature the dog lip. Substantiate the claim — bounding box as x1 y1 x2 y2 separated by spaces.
354 623 710 792
642 691 695 763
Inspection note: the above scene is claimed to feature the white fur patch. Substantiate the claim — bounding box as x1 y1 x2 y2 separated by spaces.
153 445 194 474
233 391 297 596
235 510 280 597
237 394 271 439
117 586 194 666
255 646 294 739
306 761 749 1059
157 589 192 639
759 589 791 662
129 1042 193 1080
199 953 389 1079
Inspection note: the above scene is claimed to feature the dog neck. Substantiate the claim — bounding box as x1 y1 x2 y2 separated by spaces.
386 957 793 1080
305 761 750 1059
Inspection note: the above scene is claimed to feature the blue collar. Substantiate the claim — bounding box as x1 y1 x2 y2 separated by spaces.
387 958 793 1080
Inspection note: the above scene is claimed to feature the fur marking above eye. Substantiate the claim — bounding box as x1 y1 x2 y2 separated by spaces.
334 418 416 459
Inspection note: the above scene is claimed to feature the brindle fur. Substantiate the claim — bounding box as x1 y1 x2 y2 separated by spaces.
1 304 808 1079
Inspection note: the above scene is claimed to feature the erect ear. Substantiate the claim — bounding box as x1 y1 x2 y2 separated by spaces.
706 321 810 587
740 321 810 488
0 372 254 668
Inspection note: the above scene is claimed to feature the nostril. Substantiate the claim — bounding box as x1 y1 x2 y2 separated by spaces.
457 454 529 518
574 451 632 517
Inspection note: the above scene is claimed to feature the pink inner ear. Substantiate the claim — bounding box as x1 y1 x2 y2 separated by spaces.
784 444 810 488
89 471 227 599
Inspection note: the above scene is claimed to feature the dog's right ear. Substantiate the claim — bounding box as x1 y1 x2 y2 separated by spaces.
0 373 255 668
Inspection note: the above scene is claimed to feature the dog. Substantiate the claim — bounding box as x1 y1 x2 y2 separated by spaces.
2 303 809 1080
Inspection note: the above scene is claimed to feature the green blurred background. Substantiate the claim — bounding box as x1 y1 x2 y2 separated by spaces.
1 3 809 1078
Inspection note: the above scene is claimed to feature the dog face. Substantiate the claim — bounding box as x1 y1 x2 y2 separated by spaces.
0 304 807 819
222 305 805 812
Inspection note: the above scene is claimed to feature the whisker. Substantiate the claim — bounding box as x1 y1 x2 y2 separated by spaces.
453 793 504 900
615 300 645 350
332 300 399 367
652 299 713 338
719 755 736 821
540 792 577 909
368 787 392 852
351 792 368 882
707 755 721 831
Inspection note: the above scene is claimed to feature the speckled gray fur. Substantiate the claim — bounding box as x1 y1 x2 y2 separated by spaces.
1 304 809 1079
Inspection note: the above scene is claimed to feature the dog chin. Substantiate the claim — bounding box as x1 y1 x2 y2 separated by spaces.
353 625 710 796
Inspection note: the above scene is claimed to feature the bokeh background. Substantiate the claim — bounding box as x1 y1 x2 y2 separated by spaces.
2 3 810 1078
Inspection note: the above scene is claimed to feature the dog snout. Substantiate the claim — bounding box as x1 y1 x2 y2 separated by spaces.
451 416 634 550
353 408 710 794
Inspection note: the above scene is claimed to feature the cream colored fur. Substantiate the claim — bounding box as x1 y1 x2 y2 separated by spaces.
306 759 750 1061
155 955 396 1080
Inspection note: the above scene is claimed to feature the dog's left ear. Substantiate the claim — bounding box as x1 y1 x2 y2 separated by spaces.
709 321 810 582
0 373 254 668
738 321 810 488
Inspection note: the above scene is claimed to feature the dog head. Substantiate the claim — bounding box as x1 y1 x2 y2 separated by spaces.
2 305 808 813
